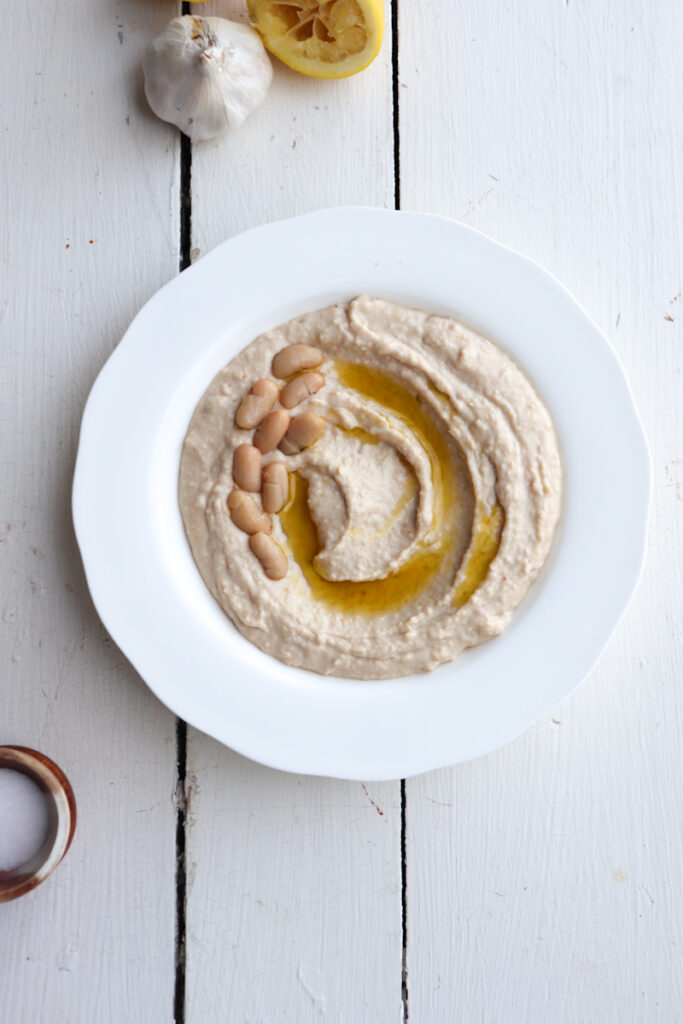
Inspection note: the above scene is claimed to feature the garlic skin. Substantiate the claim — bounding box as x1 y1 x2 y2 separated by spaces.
143 16 273 141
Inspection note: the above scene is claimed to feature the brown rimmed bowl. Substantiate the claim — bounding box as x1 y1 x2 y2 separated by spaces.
0 746 76 902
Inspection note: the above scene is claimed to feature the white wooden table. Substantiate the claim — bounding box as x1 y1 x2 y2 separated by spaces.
2 2 681 1021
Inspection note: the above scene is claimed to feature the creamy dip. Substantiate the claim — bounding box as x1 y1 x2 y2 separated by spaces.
179 297 562 679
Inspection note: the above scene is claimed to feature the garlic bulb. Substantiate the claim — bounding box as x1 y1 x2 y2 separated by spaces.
143 16 273 141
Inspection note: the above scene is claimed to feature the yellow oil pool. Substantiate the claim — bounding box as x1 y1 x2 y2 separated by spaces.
452 503 504 607
278 361 501 614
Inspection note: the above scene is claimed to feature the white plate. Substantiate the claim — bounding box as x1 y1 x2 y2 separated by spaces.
73 207 650 781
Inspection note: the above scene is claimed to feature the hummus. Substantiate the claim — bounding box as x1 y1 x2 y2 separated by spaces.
179 296 562 679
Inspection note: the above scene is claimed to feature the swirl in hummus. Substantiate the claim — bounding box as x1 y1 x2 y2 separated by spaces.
179 296 562 679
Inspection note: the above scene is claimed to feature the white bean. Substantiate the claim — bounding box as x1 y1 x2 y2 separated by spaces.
279 413 325 455
272 344 323 379
280 372 325 409
249 532 288 580
253 409 290 453
235 379 278 429
227 490 271 535
232 444 261 492
262 461 289 513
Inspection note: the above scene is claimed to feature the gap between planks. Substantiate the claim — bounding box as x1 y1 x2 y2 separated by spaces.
174 717 188 1024
174 92 192 1024
392 4 408 1020
172 3 406 1020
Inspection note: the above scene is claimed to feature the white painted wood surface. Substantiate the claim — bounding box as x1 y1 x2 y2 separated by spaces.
1 1 680 1022
400 2 682 1021
0 1 179 1021
184 5 401 1022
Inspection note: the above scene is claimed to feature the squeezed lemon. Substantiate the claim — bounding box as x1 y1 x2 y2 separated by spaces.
247 0 384 79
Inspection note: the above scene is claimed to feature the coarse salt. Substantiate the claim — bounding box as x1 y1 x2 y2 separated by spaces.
0 768 50 872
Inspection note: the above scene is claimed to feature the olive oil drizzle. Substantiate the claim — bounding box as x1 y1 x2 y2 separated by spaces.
452 503 504 607
278 361 501 614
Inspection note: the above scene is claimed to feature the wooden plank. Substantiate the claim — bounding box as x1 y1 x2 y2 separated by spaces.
0 2 179 1021
188 3 394 255
183 4 402 1022
399 1 682 1020
184 748 402 1022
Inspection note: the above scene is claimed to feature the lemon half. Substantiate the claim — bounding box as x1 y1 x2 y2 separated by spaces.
247 0 384 79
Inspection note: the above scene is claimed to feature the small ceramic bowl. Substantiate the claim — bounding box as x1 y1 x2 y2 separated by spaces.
0 746 76 902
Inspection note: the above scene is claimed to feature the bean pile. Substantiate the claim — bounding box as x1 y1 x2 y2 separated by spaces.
229 344 326 579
